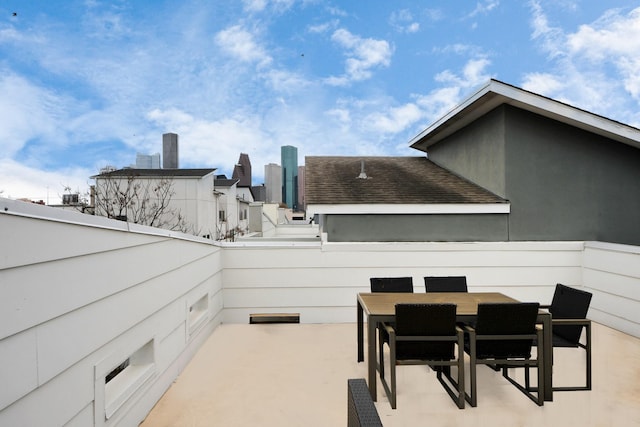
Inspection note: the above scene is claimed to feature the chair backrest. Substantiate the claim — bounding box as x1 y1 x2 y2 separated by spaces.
394 303 457 361
370 277 413 293
347 379 383 427
424 276 468 292
474 302 540 359
549 284 592 344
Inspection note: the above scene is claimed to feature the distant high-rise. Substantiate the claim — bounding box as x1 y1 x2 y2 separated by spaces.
162 133 179 168
264 163 282 204
136 153 161 169
281 145 298 210
297 165 305 212
232 153 252 187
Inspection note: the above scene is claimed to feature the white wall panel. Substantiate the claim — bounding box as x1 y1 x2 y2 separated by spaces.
583 242 640 278
0 352 94 427
0 330 38 410
583 242 640 337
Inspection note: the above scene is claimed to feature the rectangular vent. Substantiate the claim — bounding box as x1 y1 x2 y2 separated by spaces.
250 313 300 324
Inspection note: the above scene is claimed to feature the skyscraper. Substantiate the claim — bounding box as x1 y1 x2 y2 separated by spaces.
232 153 252 187
264 163 282 204
281 145 298 210
297 165 305 212
162 133 179 168
136 153 161 169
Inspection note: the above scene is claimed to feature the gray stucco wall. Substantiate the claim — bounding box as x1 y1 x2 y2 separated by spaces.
324 213 508 242
428 105 640 245
504 106 640 245
428 107 507 198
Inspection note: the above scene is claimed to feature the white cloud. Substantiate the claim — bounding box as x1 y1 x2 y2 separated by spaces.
0 159 92 204
327 29 392 85
215 25 273 67
566 7 640 99
434 57 492 87
528 0 567 59
524 3 640 124
242 0 296 13
367 103 423 134
0 72 65 156
308 21 338 34
520 72 563 94
467 0 500 18
390 9 420 33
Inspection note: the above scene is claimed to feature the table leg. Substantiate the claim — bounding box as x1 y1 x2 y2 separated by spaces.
367 316 377 400
542 312 553 401
357 299 364 362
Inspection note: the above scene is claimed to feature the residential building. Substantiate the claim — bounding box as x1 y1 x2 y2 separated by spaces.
306 80 640 245
213 175 253 240
281 145 298 210
305 156 508 241
92 168 218 238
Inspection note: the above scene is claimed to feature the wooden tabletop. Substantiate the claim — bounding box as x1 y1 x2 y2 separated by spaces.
358 292 519 316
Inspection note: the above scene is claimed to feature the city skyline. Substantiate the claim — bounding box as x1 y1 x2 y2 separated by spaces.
1 1 639 203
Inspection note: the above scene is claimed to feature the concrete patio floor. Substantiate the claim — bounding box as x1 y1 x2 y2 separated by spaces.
141 322 640 427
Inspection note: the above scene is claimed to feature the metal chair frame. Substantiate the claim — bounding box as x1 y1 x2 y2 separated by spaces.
379 304 465 409
464 303 544 407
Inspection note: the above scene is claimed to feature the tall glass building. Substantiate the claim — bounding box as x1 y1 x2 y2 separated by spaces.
281 145 298 210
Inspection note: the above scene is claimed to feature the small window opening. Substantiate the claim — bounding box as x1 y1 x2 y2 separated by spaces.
105 358 130 384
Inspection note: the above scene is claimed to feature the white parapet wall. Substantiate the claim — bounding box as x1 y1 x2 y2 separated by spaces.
221 240 586 323
582 241 640 337
0 199 223 427
1 198 639 426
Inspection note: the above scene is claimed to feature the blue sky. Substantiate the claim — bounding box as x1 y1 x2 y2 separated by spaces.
1 0 639 204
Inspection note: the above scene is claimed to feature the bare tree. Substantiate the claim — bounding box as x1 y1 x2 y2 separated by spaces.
94 173 192 233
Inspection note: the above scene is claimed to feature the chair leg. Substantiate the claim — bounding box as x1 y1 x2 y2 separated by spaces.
466 335 478 407
378 334 397 409
390 356 397 409
537 354 544 406
457 346 465 409
585 323 592 390
378 327 385 377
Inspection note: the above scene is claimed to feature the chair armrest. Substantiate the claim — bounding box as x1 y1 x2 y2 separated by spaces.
382 323 396 335
551 318 591 326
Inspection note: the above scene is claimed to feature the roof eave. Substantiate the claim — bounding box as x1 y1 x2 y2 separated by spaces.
409 79 640 152
306 203 510 217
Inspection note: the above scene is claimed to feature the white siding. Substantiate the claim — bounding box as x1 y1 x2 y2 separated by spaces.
1 199 639 426
0 200 222 427
583 241 640 337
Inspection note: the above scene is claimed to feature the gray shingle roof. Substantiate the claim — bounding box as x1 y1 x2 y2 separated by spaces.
93 168 216 178
305 156 506 205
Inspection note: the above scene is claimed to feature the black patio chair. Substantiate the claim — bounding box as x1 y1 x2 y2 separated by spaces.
464 302 544 407
379 303 465 409
347 378 383 427
370 277 414 293
370 277 414 377
533 283 592 391
424 276 468 292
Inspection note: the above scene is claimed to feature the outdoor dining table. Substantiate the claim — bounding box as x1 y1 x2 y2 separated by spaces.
356 292 554 402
